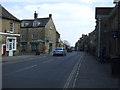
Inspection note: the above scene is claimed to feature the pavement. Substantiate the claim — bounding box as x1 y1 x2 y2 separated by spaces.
1 52 120 89
74 52 120 89
1 53 49 63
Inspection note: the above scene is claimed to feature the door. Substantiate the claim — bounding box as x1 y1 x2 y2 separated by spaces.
8 39 13 56
49 43 53 54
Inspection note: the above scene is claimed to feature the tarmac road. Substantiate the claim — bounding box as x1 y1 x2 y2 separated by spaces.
2 51 83 88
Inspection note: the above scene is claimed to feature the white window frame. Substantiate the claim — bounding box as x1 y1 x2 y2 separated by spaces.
10 22 14 33
33 21 37 27
21 21 25 27
6 37 17 51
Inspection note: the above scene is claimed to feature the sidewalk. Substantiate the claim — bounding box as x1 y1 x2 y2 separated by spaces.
75 52 120 89
0 53 49 63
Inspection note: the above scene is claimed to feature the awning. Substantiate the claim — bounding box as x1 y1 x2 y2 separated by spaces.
30 42 39 44
21 42 27 45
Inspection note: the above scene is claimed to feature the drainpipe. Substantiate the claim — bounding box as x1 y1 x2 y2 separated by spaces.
98 18 101 57
117 2 119 55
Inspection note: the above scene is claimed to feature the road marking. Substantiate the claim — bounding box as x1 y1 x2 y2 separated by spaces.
63 53 84 89
72 54 84 88
15 65 38 73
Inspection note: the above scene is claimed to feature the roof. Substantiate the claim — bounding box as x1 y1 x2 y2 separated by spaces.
21 18 50 28
95 7 114 19
0 5 20 21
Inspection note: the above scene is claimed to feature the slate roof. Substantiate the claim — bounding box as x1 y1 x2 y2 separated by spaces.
36 18 50 26
21 18 50 28
95 7 114 19
0 5 20 21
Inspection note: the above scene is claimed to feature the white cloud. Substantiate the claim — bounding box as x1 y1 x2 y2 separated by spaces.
1 0 113 3
2 1 113 46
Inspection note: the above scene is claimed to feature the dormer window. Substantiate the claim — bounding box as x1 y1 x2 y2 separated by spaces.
21 21 25 27
37 22 41 26
10 22 14 33
33 21 37 27
25 23 29 26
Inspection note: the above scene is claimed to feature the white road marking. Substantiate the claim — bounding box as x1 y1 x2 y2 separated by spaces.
63 53 84 89
15 65 38 73
72 54 84 88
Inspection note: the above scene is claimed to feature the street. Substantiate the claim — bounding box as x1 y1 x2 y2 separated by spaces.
2 52 83 88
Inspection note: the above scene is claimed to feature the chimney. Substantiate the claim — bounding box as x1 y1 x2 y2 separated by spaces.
49 14 52 18
34 11 38 19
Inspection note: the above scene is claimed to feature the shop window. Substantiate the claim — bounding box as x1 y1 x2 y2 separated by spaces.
31 44 37 51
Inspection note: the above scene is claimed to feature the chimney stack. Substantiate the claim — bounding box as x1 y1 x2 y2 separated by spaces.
34 11 38 19
49 14 52 18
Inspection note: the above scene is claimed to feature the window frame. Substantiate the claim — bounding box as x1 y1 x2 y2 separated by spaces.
10 22 14 33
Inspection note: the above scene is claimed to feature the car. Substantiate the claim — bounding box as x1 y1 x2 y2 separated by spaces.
53 48 67 56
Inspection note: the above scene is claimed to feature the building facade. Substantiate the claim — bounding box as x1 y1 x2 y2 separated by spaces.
0 5 20 56
20 13 57 54
95 2 120 59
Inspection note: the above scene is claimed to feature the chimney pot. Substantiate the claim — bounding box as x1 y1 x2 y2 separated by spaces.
49 14 52 18
34 11 38 19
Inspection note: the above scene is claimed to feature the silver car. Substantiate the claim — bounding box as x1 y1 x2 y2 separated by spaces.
53 48 67 56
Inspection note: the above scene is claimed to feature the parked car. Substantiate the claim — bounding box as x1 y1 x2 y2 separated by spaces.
53 48 67 56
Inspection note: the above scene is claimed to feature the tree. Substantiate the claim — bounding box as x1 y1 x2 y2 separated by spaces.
63 40 70 49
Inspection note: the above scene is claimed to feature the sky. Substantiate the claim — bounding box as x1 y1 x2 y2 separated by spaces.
0 0 115 46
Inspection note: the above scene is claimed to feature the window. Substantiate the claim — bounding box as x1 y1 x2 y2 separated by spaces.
31 44 37 51
10 22 14 33
25 23 29 26
21 21 25 27
37 22 41 26
32 34 38 39
6 37 16 51
33 21 37 27
50 26 52 30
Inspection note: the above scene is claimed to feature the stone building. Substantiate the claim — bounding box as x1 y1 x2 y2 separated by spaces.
20 12 57 54
95 7 114 58
56 31 60 48
75 34 89 52
88 30 96 55
95 2 120 59
0 5 20 56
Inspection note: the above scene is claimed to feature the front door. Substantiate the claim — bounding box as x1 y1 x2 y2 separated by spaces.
8 39 13 56
49 43 53 54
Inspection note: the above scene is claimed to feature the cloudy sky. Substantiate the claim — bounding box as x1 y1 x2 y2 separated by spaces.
1 0 115 46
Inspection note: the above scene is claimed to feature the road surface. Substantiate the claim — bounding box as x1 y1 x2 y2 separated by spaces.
2 51 83 88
